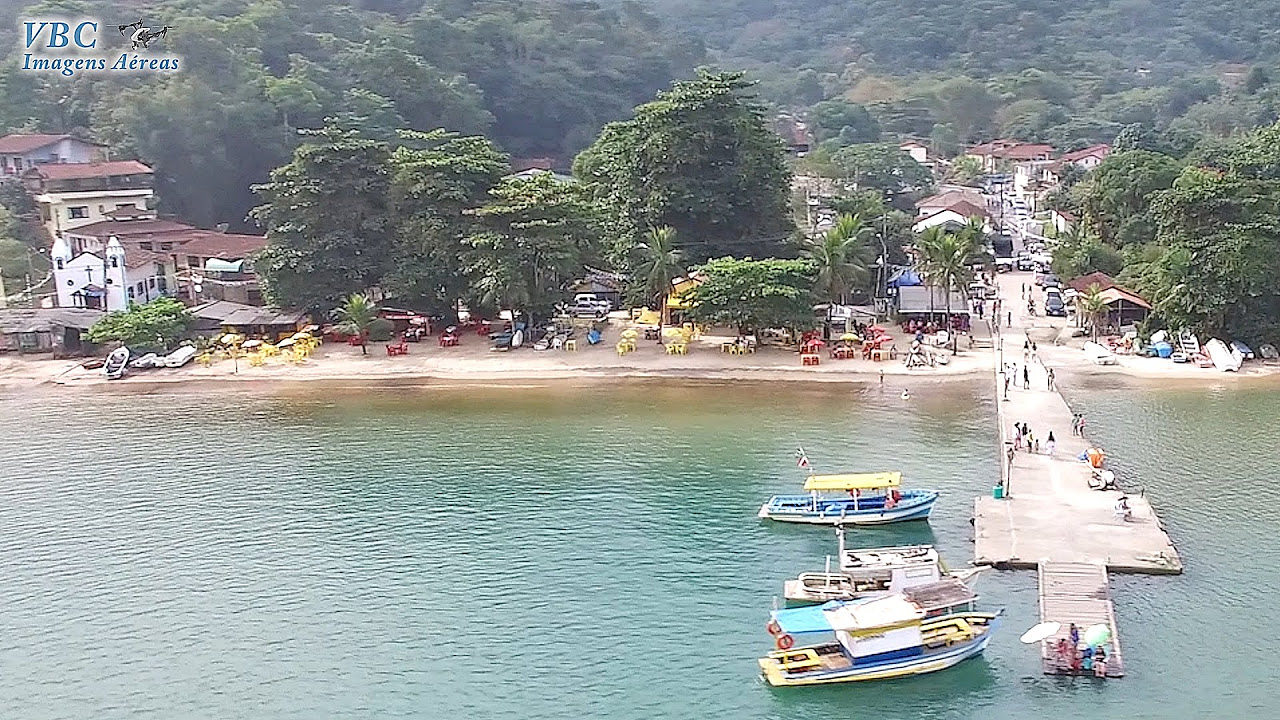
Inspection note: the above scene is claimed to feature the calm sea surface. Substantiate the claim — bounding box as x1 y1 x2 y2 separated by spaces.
0 377 1274 719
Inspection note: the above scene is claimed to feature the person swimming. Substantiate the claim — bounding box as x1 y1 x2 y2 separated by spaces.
901 389 910 400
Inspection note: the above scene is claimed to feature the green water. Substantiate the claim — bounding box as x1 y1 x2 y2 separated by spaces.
0 378 1272 719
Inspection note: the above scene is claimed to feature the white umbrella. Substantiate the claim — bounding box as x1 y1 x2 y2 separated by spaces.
1019 621 1061 644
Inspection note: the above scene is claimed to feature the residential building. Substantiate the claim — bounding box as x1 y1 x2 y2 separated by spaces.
1050 209 1076 234
912 200 991 233
1057 144 1111 170
0 134 103 176
916 188 988 217
507 167 575 183
899 141 929 164
966 140 1055 172
773 114 813 155
22 160 155 239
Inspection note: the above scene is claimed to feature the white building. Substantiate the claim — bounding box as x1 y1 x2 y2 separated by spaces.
899 141 929 164
22 160 155 240
54 213 267 309
50 234 129 312
0 133 103 176
911 201 991 234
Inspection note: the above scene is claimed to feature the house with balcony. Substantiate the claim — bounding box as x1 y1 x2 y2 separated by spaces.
0 133 104 176
22 160 155 240
965 140 1055 173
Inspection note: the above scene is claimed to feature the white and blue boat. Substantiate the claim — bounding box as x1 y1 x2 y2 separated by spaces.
759 591 1002 686
757 471 937 525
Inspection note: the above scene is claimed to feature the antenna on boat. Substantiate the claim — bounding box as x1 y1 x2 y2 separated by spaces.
795 445 815 476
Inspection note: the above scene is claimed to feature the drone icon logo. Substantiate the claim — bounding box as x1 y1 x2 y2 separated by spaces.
117 20 174 50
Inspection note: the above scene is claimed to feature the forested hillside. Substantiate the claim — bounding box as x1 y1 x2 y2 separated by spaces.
0 0 703 228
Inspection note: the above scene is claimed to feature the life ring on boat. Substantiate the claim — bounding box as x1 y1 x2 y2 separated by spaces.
776 633 795 650
766 620 782 636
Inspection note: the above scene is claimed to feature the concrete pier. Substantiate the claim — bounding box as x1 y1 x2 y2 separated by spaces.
973 271 1182 574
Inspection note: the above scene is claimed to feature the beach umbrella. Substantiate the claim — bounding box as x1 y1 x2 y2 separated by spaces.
868 325 887 334
242 339 263 350
277 337 297 348
1084 624 1111 646
840 332 858 342
1019 621 1061 644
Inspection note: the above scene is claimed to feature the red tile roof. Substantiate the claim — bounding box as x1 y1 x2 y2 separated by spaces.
173 230 266 260
123 247 173 270
27 160 152 180
0 134 102 154
1058 144 1111 163
943 200 989 219
65 218 195 238
1067 272 1119 293
991 144 1055 160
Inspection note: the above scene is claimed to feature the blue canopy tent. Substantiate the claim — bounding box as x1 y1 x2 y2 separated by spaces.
888 268 923 288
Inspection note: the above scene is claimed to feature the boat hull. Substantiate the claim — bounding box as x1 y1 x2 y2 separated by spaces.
759 633 993 686
759 613 1000 687
783 567 985 606
757 492 937 525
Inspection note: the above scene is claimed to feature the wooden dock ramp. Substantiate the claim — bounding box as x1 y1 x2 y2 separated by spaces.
1037 561 1124 678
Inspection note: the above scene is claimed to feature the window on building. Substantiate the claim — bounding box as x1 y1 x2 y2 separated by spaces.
136 282 144 294
127 287 135 299
55 258 64 270
116 203 136 210
148 277 156 290
139 242 153 250
159 242 173 251
68 206 88 219
110 256 118 268
187 256 201 268
98 205 105 213
157 277 168 292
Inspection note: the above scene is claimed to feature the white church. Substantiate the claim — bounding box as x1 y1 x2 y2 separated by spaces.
50 233 130 312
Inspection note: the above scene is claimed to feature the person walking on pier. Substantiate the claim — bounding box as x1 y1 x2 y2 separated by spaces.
1046 431 1056 456
1047 368 1056 391
1004 373 1011 398
1007 310 1012 327
1071 413 1081 436
1022 364 1030 389
1078 415 1087 438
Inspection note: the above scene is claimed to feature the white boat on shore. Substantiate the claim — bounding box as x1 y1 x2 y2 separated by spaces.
163 345 199 368
103 347 130 380
1083 341 1117 365
1205 339 1242 372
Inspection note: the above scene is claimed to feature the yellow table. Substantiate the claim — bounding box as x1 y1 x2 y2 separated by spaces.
564 339 577 351
666 343 687 355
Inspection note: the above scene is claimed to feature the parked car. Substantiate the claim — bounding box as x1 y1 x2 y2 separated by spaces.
1016 253 1036 271
1036 272 1060 288
564 293 613 318
1044 288 1067 316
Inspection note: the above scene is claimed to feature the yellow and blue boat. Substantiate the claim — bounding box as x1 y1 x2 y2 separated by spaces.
757 472 937 525
758 592 1001 686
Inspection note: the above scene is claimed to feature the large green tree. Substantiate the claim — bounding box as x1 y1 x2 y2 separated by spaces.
574 70 794 267
684 257 816 333
86 298 192 352
802 214 874 304
464 173 603 323
830 143 933 199
252 127 394 310
384 130 510 310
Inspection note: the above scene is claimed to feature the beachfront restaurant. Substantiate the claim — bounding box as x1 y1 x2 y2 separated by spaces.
0 308 103 356
189 300 308 340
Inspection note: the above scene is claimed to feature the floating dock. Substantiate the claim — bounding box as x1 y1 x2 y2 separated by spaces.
1038 562 1124 677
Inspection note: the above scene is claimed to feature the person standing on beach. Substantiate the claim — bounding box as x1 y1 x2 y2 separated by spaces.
1047 368 1056 391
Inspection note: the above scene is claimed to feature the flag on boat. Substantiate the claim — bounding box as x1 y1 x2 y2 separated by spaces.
796 449 810 468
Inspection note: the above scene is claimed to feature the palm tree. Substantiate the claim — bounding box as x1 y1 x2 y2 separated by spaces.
635 226 684 339
334 292 378 355
1077 283 1108 342
802 214 873 305
916 229 976 353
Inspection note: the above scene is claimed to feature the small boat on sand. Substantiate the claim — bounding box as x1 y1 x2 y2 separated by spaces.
1205 339 1242 372
163 345 199 368
103 347 130 380
758 591 1002 686
783 528 984 605
758 472 937 525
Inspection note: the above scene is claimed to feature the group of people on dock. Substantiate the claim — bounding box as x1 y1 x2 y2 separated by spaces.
1054 623 1109 678
1010 421 1056 456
